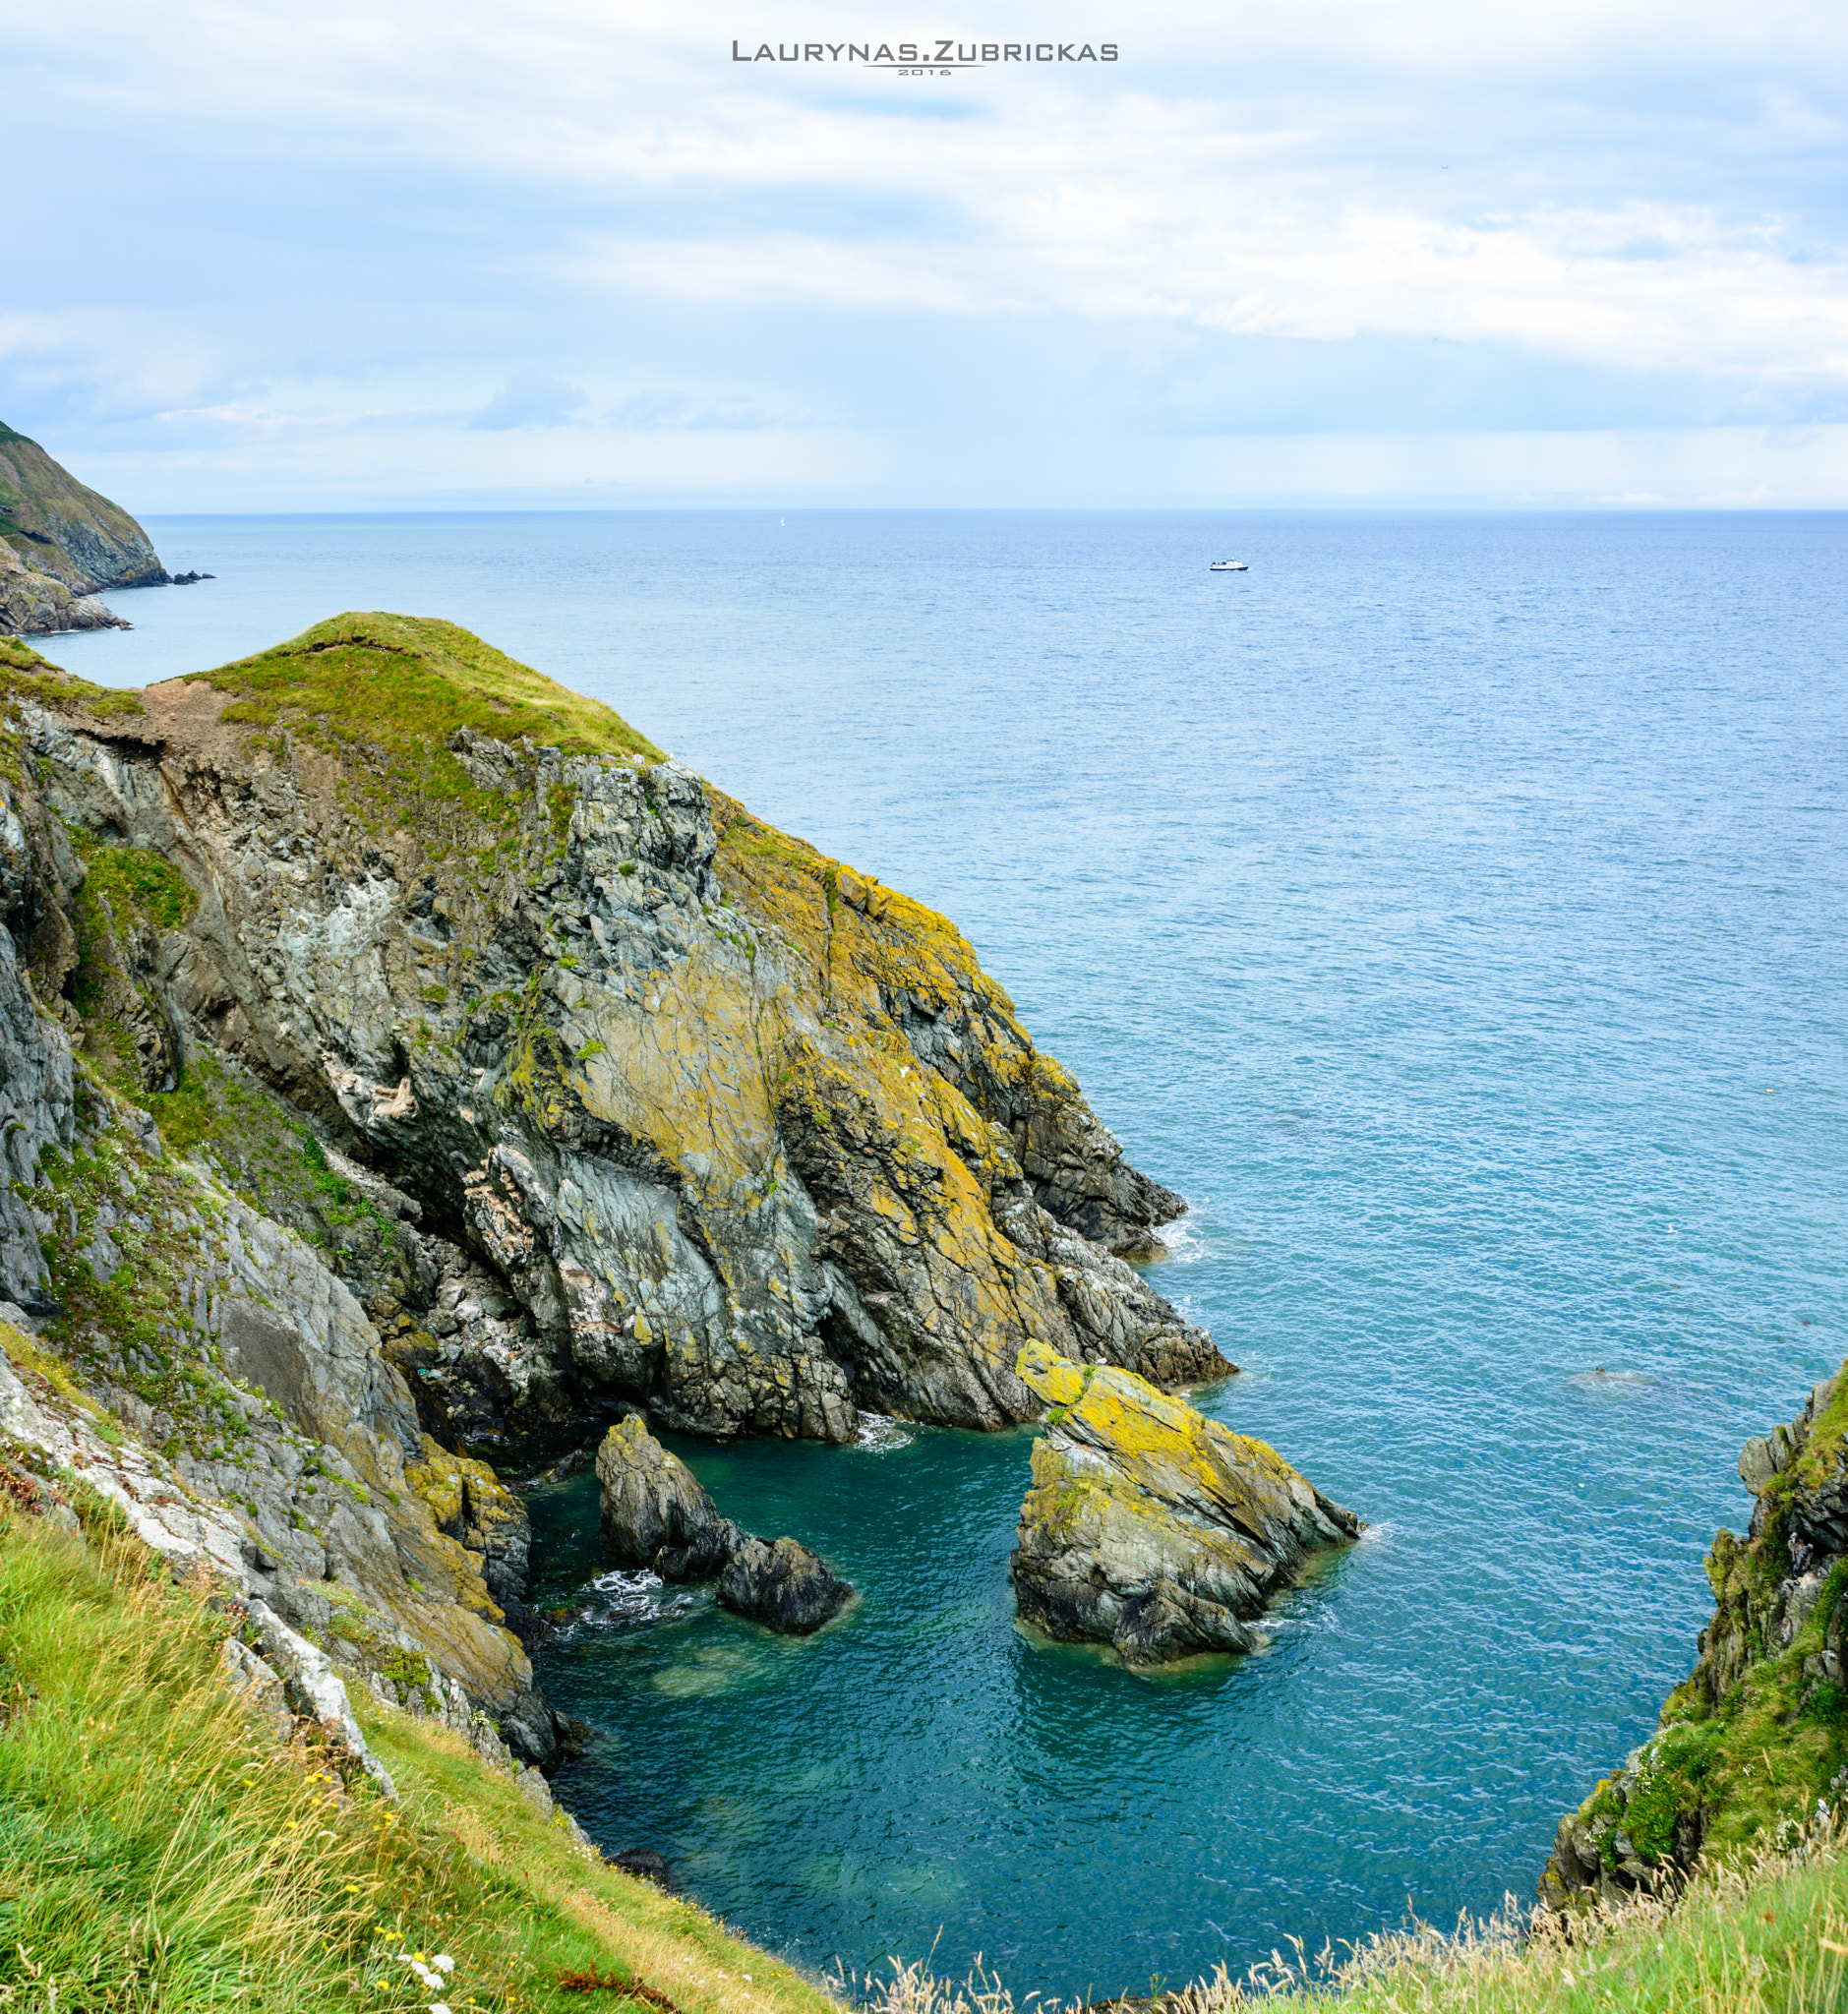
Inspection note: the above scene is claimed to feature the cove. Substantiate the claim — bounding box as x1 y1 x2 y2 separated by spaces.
64 507 1846 1996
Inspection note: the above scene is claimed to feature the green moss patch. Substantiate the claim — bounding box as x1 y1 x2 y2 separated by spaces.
201 614 663 794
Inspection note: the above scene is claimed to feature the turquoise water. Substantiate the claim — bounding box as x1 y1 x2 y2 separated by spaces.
62 509 1848 1995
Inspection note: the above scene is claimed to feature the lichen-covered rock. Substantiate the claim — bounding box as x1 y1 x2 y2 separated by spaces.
1010 1342 1360 1665
1540 1362 1848 1913
595 1414 851 1631
0 615 1227 1444
595 1412 729 1570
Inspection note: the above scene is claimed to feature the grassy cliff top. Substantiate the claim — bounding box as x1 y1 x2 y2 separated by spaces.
198 613 665 769
0 634 148 723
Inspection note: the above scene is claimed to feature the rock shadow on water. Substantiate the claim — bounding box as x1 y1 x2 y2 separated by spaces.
1011 1612 1252 1686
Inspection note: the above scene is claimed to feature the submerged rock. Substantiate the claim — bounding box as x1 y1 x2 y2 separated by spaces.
1009 1342 1360 1665
596 1416 852 1633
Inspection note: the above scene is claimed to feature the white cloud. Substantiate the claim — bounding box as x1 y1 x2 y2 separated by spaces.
4 0 1844 501
467 372 588 430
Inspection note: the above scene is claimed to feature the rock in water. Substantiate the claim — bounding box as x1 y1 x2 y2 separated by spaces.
1009 1342 1360 1665
718 1535 853 1634
595 1417 852 1632
595 1414 733 1570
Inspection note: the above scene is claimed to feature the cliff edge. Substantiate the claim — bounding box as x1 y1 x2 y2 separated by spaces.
1543 1361 1848 1908
0 615 1225 1771
1 612 1225 1446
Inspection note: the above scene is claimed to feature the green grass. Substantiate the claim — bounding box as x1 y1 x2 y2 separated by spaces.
0 1509 839 2014
201 614 663 788
72 829 196 935
0 637 147 723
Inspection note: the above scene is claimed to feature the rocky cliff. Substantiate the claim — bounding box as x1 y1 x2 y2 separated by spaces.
0 615 1225 1769
1011 1341 1358 1663
1542 1362 1848 1909
4 611 1224 1444
0 423 169 636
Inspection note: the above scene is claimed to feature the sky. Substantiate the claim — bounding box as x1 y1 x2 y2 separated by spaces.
6 0 1848 508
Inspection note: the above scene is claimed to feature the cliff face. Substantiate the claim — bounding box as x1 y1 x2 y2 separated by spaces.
6 612 1224 1446
0 618 1224 1761
1542 1362 1848 1908
0 424 167 635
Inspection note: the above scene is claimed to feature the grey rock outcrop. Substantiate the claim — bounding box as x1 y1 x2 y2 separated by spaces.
1010 1342 1360 1665
596 1414 852 1633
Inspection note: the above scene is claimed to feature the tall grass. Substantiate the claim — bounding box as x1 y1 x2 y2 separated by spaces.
859 1848 1848 2014
0 1512 837 2014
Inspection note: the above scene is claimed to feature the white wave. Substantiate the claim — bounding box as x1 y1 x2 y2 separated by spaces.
1151 1212 1209 1264
555 1567 699 1634
855 1411 914 1451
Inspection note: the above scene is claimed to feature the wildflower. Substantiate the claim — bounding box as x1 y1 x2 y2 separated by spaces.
433 1957 455 1973
431 2004 452 2014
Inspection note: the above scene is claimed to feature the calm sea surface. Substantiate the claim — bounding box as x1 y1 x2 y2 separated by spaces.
58 510 1848 1997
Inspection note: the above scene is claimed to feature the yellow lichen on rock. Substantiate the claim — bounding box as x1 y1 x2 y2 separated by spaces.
1011 1344 1360 1666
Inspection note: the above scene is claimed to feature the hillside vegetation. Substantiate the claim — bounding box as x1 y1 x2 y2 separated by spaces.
0 1505 835 2014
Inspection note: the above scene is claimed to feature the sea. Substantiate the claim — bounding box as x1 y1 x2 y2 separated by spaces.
52 509 1848 2000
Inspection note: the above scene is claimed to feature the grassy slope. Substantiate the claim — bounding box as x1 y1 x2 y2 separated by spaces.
200 612 665 781
0 1509 837 2014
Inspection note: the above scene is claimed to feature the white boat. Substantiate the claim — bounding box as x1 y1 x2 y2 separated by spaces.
1209 558 1248 571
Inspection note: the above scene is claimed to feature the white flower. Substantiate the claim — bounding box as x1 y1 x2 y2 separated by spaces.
430 2002 452 2014
433 1957 455 1974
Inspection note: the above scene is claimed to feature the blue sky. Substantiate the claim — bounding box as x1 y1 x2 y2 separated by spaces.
7 0 1847 507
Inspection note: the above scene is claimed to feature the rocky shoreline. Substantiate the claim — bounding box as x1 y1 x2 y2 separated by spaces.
0 611 1238 1811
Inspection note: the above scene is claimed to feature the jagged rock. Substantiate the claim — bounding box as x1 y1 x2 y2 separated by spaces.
595 1413 727 1567
405 1432 530 1606
1009 1342 1360 1666
245 1596 397 1797
220 1634 294 1742
716 1534 852 1634
514 1763 555 1816
613 1847 674 1890
595 1414 852 1632
0 615 1225 1442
